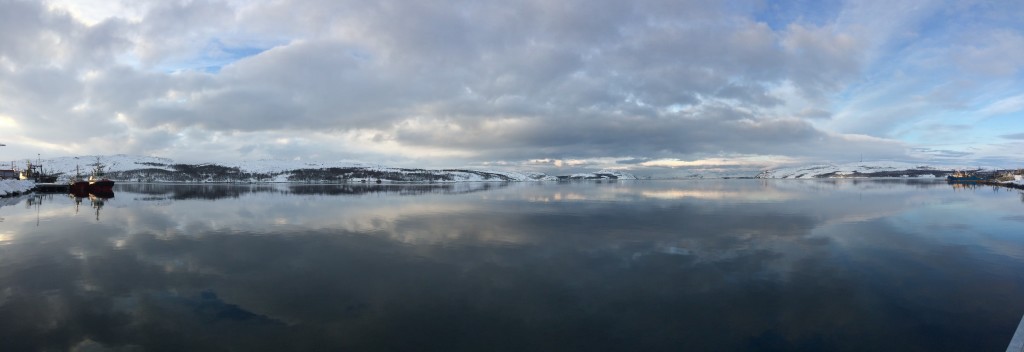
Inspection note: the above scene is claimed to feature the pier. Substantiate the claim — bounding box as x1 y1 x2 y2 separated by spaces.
33 183 70 193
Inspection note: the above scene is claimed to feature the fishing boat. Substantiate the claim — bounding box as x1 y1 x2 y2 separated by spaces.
19 159 58 183
68 165 90 196
946 170 985 182
87 160 115 193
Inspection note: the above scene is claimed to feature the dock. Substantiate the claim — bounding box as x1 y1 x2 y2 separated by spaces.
33 183 69 192
1010 313 1024 352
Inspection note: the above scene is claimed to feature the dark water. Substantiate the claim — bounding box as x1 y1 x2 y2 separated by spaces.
1 180 1023 351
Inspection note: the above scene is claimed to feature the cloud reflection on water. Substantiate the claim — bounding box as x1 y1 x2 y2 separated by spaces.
0 180 1022 351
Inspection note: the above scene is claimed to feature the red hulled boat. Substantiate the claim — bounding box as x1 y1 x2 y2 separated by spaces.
87 160 115 193
68 165 90 197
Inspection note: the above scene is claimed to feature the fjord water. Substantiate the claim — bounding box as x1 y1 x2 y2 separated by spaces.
1 180 1023 351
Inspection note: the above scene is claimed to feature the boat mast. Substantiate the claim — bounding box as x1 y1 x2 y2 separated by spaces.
92 157 104 176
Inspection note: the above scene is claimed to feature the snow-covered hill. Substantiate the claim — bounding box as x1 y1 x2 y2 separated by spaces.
7 154 175 175
565 169 638 180
755 161 962 179
14 155 640 183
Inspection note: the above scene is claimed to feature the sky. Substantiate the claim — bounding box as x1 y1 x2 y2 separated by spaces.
0 0 1023 176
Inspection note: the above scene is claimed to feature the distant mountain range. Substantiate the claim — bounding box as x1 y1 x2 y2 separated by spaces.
18 155 638 183
9 156 1014 183
754 161 971 179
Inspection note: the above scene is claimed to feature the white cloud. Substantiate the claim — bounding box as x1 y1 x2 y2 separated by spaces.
979 93 1024 116
45 0 145 25
2 0 1022 169
639 156 800 169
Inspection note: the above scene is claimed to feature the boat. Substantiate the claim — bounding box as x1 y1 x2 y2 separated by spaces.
19 159 58 183
946 170 985 182
68 165 90 196
87 160 115 193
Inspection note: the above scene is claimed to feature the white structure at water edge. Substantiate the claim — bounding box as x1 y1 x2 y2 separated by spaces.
1010 313 1024 352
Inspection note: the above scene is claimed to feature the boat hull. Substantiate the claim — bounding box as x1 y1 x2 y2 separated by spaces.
88 179 115 193
69 181 90 196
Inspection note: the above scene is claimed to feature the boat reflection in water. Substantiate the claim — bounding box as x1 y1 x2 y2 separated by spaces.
948 182 981 191
69 189 114 221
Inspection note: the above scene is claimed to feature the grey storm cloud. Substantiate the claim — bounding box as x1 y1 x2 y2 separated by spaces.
0 0 914 167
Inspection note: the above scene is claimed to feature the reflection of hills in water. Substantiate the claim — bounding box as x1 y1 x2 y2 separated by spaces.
117 182 513 200
762 178 952 194
815 178 949 187
2 192 115 223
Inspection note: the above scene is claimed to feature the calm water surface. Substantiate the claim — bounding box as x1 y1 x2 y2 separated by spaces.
1 180 1023 351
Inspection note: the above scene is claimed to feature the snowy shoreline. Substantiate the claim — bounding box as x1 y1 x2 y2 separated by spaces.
0 180 35 197
998 180 1024 190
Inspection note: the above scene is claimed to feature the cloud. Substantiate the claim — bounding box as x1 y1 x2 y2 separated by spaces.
795 108 832 119
979 93 1024 116
1 0 1021 168
909 147 973 158
636 155 803 169
953 29 1024 76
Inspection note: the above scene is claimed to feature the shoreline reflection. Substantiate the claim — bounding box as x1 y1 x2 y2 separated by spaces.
116 182 513 200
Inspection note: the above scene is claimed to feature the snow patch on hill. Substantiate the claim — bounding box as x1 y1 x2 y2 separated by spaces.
567 169 639 180
230 159 375 174
31 154 176 175
755 161 961 179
